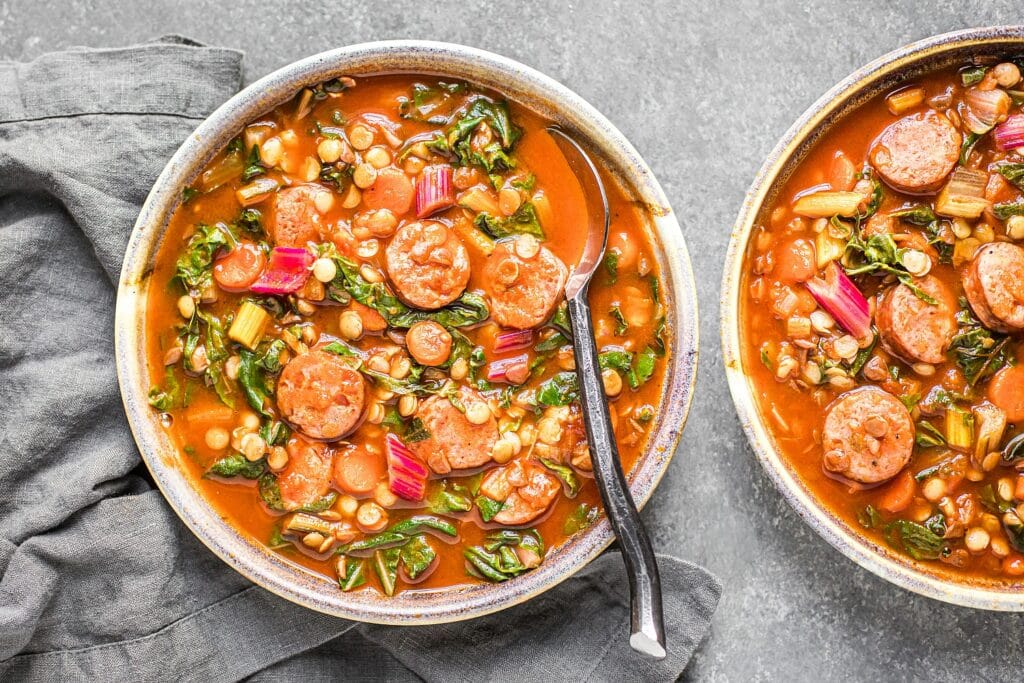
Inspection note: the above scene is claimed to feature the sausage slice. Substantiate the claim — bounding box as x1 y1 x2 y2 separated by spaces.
876 275 957 365
481 235 568 329
277 437 334 511
276 349 366 440
821 387 914 484
868 111 960 194
271 184 330 247
411 386 498 474
963 242 1024 333
384 221 470 310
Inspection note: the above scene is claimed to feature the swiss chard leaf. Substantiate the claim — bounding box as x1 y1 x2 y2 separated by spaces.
563 503 599 535
883 520 946 560
238 350 272 416
475 495 507 522
993 202 1024 220
373 547 402 596
997 163 1024 192
399 535 436 580
473 202 544 239
242 144 265 181
536 372 579 407
428 481 474 514
603 252 619 284
539 457 581 497
174 224 232 291
950 307 1012 386
148 369 181 411
338 557 367 591
206 453 265 479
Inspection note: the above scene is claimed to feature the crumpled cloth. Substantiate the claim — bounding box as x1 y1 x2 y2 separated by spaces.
0 36 720 682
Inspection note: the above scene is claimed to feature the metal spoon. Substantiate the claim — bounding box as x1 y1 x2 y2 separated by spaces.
547 125 666 659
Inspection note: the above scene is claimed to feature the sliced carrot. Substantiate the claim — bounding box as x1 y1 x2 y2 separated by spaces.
351 301 387 333
878 470 916 513
333 447 386 494
988 365 1024 422
186 402 234 425
774 238 817 283
213 242 266 291
361 167 414 215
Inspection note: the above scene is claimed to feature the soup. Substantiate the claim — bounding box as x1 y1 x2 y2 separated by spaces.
742 58 1024 582
145 74 669 596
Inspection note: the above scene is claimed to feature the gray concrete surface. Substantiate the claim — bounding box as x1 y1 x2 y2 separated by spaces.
2 1 1022 679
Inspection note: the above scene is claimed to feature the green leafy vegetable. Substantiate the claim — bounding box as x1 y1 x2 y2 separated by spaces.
961 65 987 86
373 547 402 596
564 504 599 535
259 420 290 447
891 205 937 226
915 420 946 448
235 208 263 235
238 349 272 416
338 557 367 591
843 231 937 304
949 307 1012 386
994 203 1024 220
539 458 581 497
464 529 544 582
182 187 200 203
322 340 361 358
603 252 619 284
537 372 579 407
960 132 982 165
174 223 233 290
475 495 507 522
242 144 264 181
884 520 946 560
436 97 521 173
997 163 1024 192
399 535 437 580
857 505 884 529
428 481 474 514
398 81 467 124
206 453 265 479
609 306 628 335
148 369 181 411
388 515 458 537
473 202 544 239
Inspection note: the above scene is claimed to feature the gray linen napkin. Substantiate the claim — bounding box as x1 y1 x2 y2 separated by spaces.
0 37 721 682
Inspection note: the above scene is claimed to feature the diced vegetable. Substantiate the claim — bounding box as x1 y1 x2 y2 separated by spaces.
235 176 280 206
804 263 872 339
199 151 245 191
814 228 846 269
944 404 975 452
964 88 1012 134
885 87 925 115
386 433 429 502
250 247 314 295
486 353 529 382
373 547 401 596
228 301 272 350
994 115 1024 152
451 215 496 255
974 404 1007 461
415 165 455 218
458 186 501 215
494 329 534 352
935 168 989 219
792 191 863 218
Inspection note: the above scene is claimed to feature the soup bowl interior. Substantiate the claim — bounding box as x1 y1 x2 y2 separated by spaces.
722 26 1024 610
115 41 698 624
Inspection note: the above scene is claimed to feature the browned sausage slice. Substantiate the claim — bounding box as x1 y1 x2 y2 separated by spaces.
271 184 331 247
481 235 568 329
868 111 961 194
411 386 498 474
384 221 470 310
276 349 365 440
876 275 957 365
277 437 334 511
963 241 1024 333
821 387 914 484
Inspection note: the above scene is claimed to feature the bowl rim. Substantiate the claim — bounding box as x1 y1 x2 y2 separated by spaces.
721 25 1024 611
115 39 699 624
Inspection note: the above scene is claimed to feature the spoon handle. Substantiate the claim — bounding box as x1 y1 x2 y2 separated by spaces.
567 293 666 659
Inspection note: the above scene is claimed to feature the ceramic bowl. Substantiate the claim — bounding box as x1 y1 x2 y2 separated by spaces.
116 40 699 624
722 26 1024 610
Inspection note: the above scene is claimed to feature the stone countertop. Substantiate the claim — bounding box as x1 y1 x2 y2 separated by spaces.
3 0 1020 678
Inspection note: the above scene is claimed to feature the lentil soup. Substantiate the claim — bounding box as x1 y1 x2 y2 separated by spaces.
145 74 669 596
741 57 1024 584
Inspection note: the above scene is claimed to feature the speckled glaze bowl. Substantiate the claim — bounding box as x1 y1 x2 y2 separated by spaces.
722 26 1024 610
115 41 698 624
